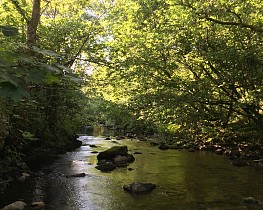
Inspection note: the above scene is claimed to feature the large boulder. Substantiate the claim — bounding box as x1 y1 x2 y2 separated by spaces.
96 146 135 172
97 146 128 161
123 182 156 194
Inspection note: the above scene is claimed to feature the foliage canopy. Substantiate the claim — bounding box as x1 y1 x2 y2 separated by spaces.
86 0 263 140
1 0 263 156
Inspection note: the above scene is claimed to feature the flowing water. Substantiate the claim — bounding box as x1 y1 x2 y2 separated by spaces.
1 131 263 210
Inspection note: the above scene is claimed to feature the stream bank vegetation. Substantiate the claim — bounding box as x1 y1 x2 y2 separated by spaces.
0 0 263 191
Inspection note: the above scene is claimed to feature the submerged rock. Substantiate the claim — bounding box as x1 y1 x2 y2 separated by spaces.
88 144 98 148
95 162 117 172
65 172 86 178
134 151 143 154
123 182 156 194
2 201 27 210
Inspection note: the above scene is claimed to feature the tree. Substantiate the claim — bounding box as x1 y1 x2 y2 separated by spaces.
0 0 96 183
88 0 263 139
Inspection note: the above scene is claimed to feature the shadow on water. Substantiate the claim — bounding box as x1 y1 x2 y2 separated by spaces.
1 131 263 210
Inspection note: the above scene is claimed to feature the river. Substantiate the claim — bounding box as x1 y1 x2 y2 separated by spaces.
1 130 263 210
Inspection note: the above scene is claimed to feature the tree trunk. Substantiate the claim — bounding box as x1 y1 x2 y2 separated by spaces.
27 0 41 47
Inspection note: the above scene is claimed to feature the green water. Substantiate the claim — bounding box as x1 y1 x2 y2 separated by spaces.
1 135 263 210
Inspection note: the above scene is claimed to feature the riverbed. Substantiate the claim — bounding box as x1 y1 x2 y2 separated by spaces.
1 134 263 210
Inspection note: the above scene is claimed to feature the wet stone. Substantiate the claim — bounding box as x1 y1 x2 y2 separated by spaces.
95 162 117 172
123 182 156 194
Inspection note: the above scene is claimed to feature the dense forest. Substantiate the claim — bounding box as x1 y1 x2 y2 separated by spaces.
0 0 262 191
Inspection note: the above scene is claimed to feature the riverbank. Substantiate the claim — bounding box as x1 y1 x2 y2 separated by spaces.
147 134 263 170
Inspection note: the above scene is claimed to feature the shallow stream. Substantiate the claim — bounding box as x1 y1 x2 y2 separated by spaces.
1 132 263 210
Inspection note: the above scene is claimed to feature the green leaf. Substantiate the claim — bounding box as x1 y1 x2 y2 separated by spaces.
40 63 62 74
32 46 60 57
0 74 20 87
0 51 18 67
45 73 61 84
25 69 47 84
21 131 38 141
0 26 19 36
54 64 73 74
65 74 83 83
0 82 29 101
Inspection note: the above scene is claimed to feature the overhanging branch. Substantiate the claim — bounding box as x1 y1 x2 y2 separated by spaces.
204 15 263 33
178 2 263 33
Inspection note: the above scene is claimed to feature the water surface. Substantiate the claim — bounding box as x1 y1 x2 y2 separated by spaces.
1 135 263 210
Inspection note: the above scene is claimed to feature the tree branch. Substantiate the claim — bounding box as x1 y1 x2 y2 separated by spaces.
65 35 91 67
10 0 29 23
204 15 263 33
178 2 263 33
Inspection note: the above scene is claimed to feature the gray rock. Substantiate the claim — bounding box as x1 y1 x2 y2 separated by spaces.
96 146 135 172
215 148 224 155
97 146 128 161
31 201 45 210
17 173 30 182
123 182 156 194
2 201 27 210
158 143 169 150
242 197 263 206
